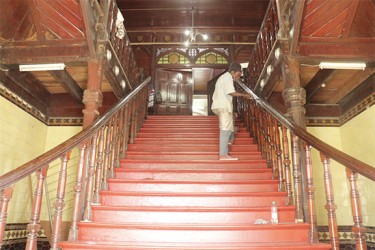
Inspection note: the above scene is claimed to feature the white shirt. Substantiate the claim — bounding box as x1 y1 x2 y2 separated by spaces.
211 72 236 113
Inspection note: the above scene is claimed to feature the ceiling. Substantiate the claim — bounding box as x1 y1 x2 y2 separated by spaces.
0 0 374 126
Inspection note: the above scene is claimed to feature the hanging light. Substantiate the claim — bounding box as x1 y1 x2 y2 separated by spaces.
184 7 208 46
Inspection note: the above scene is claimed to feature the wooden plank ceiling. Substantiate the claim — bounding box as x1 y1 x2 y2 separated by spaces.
0 0 374 126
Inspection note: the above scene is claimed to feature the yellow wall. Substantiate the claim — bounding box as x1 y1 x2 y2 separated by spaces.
0 96 47 223
0 96 81 223
307 105 375 227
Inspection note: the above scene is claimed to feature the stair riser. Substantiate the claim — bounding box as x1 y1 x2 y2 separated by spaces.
91 209 296 224
120 161 267 169
139 128 248 133
100 194 287 207
77 226 309 243
133 138 254 144
137 133 250 138
114 171 273 180
127 145 259 152
124 154 264 160
108 182 279 193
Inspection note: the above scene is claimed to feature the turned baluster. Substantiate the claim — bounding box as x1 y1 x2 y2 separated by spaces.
26 167 48 250
346 168 367 250
114 107 125 168
93 128 105 204
264 113 273 169
108 117 117 178
250 100 257 141
120 104 130 159
129 98 137 144
269 115 279 179
281 126 293 205
320 153 339 249
110 114 119 171
117 107 126 158
291 133 304 222
254 106 262 150
112 113 121 169
258 109 267 159
274 119 284 191
304 144 318 243
102 122 113 188
0 186 14 247
83 133 99 221
68 142 88 241
50 152 71 250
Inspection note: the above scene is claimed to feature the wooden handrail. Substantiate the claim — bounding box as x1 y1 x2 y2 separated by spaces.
0 76 151 191
236 80 375 180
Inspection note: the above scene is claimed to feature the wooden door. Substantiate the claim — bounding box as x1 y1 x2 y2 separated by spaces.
154 69 193 115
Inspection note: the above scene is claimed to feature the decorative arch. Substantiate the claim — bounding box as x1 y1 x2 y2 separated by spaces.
194 50 229 65
156 51 191 65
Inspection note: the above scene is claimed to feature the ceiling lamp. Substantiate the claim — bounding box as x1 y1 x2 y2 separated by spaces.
319 62 366 70
184 8 208 46
19 63 65 71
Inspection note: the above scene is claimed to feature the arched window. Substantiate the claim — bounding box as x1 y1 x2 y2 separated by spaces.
157 52 191 64
195 51 228 64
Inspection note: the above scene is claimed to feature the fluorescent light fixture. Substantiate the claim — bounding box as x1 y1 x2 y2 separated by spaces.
19 63 65 71
319 62 366 70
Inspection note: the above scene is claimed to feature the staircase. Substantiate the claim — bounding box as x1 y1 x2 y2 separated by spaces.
60 116 331 250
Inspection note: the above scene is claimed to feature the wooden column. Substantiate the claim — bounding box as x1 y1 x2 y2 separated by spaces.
82 60 104 129
281 57 308 222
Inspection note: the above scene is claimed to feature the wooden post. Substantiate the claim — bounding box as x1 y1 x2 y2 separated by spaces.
93 128 105 204
83 133 99 221
274 119 284 191
320 153 339 250
291 133 304 222
50 152 70 250
281 57 308 221
68 143 88 241
82 60 104 129
26 167 48 250
346 168 367 249
281 126 293 205
0 186 14 247
304 144 318 243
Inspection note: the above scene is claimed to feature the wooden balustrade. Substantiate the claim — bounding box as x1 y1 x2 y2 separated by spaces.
247 0 279 88
0 77 151 247
235 80 375 249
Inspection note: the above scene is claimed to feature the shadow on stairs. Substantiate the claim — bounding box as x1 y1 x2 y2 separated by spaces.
60 116 331 250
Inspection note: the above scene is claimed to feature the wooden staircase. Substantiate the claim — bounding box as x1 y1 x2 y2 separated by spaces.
60 116 331 250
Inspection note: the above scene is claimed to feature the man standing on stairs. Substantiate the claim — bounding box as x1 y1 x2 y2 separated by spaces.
211 63 252 160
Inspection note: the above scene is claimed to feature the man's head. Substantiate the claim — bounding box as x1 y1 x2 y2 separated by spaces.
229 63 242 80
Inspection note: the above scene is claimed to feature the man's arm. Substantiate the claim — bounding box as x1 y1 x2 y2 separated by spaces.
229 92 252 99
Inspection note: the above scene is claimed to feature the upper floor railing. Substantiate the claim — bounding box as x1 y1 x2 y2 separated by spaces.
235 80 375 250
0 77 151 249
247 0 279 89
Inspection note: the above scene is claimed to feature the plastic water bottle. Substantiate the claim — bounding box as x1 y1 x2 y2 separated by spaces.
271 201 278 224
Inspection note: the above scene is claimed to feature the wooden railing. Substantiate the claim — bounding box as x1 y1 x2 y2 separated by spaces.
0 77 151 249
247 0 279 89
235 80 375 250
104 0 141 89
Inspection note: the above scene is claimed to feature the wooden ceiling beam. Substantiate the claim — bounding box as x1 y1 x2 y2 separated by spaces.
0 70 49 114
339 72 375 113
305 69 336 104
0 41 89 64
297 41 375 60
26 0 46 41
323 68 375 104
50 69 84 104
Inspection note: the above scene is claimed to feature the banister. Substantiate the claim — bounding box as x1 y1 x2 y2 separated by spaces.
0 76 151 191
236 80 375 181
